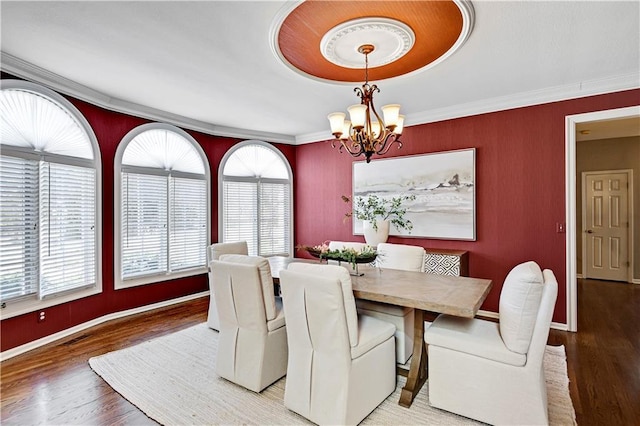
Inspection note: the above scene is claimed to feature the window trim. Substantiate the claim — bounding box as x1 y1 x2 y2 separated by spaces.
114 123 211 289
0 80 102 320
218 140 294 257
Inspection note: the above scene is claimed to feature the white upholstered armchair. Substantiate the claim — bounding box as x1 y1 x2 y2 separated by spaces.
425 261 558 425
210 254 287 393
206 241 248 330
356 242 426 363
279 263 396 425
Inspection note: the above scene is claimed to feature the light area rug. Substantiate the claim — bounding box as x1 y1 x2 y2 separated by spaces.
89 323 577 425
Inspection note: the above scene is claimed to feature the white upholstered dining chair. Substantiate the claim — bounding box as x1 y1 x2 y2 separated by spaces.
210 254 287 392
279 263 396 425
206 241 248 330
425 261 558 425
356 242 426 364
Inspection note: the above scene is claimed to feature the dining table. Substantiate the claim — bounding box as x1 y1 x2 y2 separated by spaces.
268 256 492 408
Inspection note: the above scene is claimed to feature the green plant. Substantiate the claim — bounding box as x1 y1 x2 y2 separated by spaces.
342 193 416 232
297 243 377 269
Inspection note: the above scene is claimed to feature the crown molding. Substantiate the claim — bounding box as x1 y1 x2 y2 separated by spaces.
408 73 640 126
296 130 333 145
0 52 296 144
296 73 640 145
296 72 640 144
3 52 637 147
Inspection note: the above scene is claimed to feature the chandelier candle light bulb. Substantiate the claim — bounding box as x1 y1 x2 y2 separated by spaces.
347 104 367 129
328 112 346 135
381 104 400 127
328 44 404 163
340 120 352 140
395 115 406 134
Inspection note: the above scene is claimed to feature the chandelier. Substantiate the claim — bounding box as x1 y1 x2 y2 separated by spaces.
327 44 405 163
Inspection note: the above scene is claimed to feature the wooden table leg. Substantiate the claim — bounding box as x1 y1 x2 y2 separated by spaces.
399 309 428 408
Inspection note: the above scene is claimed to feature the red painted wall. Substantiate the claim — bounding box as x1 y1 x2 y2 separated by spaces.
0 76 297 352
294 89 640 324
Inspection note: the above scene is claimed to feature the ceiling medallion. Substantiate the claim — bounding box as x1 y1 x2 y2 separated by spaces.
271 0 473 83
320 18 415 69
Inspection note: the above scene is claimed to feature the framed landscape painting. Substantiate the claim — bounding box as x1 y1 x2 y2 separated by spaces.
352 148 476 240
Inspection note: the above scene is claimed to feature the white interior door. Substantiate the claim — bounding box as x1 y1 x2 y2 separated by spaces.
584 171 630 282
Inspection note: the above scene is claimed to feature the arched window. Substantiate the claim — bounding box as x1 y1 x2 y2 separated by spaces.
114 123 210 288
220 141 292 256
0 80 101 318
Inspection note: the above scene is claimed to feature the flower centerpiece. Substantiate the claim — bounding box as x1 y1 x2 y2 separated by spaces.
297 243 377 269
342 193 416 245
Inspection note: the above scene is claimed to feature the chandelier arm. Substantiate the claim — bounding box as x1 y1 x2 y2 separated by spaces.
376 133 403 156
373 125 387 154
350 142 364 156
337 140 352 155
371 128 389 152
347 147 366 158
368 84 383 127
333 132 366 158
345 141 365 157
354 129 368 153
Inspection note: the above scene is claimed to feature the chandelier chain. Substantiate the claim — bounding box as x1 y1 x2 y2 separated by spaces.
364 50 369 84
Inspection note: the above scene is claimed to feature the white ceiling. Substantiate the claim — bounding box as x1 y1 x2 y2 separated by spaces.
576 116 640 142
1 1 639 145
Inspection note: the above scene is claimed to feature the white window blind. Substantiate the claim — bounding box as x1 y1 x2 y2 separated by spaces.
221 142 292 258
0 156 97 302
116 124 210 287
39 161 96 298
170 176 207 271
259 181 290 257
0 88 94 160
0 81 101 315
0 155 39 301
121 172 168 279
223 180 258 256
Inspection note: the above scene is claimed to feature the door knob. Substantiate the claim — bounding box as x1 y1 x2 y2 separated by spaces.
586 229 593 233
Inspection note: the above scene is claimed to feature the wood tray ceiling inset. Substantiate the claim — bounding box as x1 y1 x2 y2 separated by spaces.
276 1 469 82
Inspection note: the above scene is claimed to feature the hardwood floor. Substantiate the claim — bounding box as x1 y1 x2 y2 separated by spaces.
548 279 640 425
1 298 208 425
1 280 638 425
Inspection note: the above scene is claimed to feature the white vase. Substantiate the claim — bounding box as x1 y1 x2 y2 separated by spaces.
363 220 390 247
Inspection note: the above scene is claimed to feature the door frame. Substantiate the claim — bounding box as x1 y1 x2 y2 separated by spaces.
580 169 633 282
565 105 639 332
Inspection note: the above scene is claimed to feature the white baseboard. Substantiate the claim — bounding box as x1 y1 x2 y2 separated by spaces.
0 291 209 362
577 272 640 284
550 321 569 331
